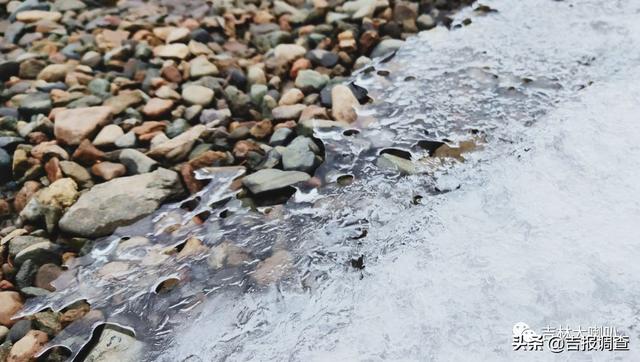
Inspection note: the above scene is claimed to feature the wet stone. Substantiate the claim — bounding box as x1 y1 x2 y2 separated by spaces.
242 168 311 194
281 136 320 173
84 328 144 362
370 38 405 58
59 168 184 237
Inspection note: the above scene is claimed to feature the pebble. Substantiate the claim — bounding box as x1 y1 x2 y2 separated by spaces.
0 291 23 327
18 93 51 116
59 161 93 189
118 149 158 174
331 84 359 123
189 57 219 78
370 38 405 58
294 70 329 93
182 85 214 106
377 153 416 174
84 328 143 362
242 168 310 194
54 106 113 146
417 14 436 30
92 125 124 147
273 44 307 62
281 136 320 172
91 162 126 181
143 98 174 118
0 0 470 347
271 104 306 121
0 326 8 343
8 330 48 362
278 88 304 106
59 168 184 237
8 320 31 343
16 10 62 22
37 64 71 82
34 263 62 291
153 43 190 59
114 131 137 149
148 125 205 162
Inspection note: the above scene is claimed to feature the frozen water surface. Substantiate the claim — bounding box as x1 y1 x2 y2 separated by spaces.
22 0 640 360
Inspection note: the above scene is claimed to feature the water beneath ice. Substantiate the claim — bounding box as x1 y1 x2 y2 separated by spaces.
22 0 640 360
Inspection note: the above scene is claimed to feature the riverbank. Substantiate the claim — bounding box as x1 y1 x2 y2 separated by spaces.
0 0 477 360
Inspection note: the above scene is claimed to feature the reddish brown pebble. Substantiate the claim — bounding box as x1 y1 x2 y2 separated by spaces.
72 139 105 165
44 157 63 183
13 181 41 213
180 163 202 194
91 162 126 181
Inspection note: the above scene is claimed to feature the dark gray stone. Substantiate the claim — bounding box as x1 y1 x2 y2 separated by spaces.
118 149 158 174
8 320 32 343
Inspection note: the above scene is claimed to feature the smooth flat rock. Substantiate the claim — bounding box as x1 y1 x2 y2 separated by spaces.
54 106 112 146
242 168 310 194
58 168 184 237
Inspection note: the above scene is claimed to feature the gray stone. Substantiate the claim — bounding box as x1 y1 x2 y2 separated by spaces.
19 287 51 298
306 49 339 67
182 85 214 106
242 168 310 194
417 14 436 30
281 136 320 173
370 39 405 59
59 168 184 237
376 153 416 174
343 0 379 18
271 104 306 121
59 161 93 189
118 149 158 174
114 131 136 148
189 57 218 78
8 236 49 259
166 118 189 138
14 241 61 266
294 70 329 93
81 51 101 68
0 149 10 182
88 78 111 97
269 127 293 146
8 320 31 343
250 84 268 105
4 22 25 44
85 328 144 362
258 148 282 170
93 125 124 147
18 93 51 116
15 259 37 290
0 326 8 343
200 108 231 125
54 0 86 11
